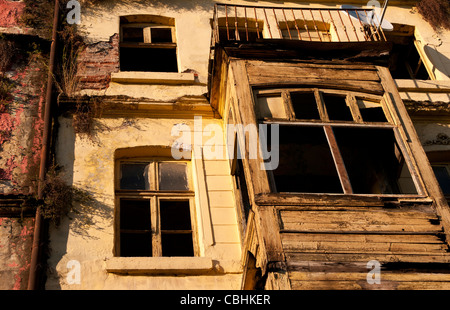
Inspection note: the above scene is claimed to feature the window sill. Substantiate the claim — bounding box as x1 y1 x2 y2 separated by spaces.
105 257 214 275
111 71 200 85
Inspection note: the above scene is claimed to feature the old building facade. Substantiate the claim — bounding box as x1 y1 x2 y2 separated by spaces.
0 0 449 290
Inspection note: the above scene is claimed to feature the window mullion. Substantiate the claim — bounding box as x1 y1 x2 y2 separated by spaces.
323 125 353 194
151 196 162 257
282 90 295 120
314 89 329 121
347 94 363 123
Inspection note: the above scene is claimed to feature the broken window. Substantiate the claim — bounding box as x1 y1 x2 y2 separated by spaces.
120 15 178 72
386 25 432 80
255 88 420 195
116 159 195 257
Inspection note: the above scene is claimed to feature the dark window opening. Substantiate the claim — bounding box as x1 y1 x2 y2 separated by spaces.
322 94 353 121
151 28 173 43
160 200 194 256
291 92 321 120
333 127 417 194
120 47 178 72
273 125 343 193
122 27 144 42
235 158 251 224
357 99 388 123
389 36 431 80
120 199 152 257
432 165 450 195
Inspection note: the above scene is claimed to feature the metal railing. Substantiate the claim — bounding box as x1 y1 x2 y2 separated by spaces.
212 3 387 44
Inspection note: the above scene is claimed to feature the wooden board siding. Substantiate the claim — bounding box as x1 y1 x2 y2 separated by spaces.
214 56 450 290
279 205 450 290
245 60 384 94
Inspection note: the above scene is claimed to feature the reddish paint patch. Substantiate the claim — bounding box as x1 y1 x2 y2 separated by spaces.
0 0 25 28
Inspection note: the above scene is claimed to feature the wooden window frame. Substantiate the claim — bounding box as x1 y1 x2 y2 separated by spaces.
119 16 178 72
114 158 198 257
254 87 425 197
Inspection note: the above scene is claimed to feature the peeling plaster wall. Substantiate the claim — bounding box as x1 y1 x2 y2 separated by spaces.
47 116 242 289
0 217 34 290
0 52 46 194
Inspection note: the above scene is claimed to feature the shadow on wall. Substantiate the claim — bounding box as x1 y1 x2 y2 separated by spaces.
46 116 113 289
424 44 450 80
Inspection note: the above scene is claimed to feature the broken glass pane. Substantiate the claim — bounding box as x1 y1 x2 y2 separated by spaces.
291 92 321 120
357 98 388 122
333 127 417 194
256 95 287 119
323 93 353 121
273 125 343 193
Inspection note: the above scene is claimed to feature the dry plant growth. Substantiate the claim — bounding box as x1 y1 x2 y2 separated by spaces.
73 97 104 136
39 165 74 227
416 0 450 30
55 26 85 97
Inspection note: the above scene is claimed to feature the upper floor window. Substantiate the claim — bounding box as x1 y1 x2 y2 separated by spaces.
115 158 196 257
386 24 433 80
119 15 178 72
255 88 421 195
217 17 264 41
431 163 450 200
279 20 331 42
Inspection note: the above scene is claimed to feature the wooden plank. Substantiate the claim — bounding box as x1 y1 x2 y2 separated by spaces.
279 210 440 223
255 193 385 207
377 66 450 246
290 280 450 290
250 77 384 94
247 60 378 71
290 280 363 290
280 232 444 244
281 221 442 233
286 252 450 263
289 271 450 282
247 63 381 82
281 240 448 254
230 59 271 195
324 125 353 194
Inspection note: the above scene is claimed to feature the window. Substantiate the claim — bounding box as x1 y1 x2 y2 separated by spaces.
115 159 196 257
386 25 432 80
431 164 450 199
119 15 178 72
255 88 420 195
279 20 331 42
217 17 264 41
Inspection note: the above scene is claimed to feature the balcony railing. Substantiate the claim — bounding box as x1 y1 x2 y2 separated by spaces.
212 3 387 44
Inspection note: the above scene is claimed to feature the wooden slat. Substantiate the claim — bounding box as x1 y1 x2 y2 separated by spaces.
280 232 444 244
289 271 450 282
290 280 450 290
279 210 440 223
281 240 448 253
246 63 381 82
286 252 450 263
281 222 442 233
247 60 378 71
323 125 353 194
